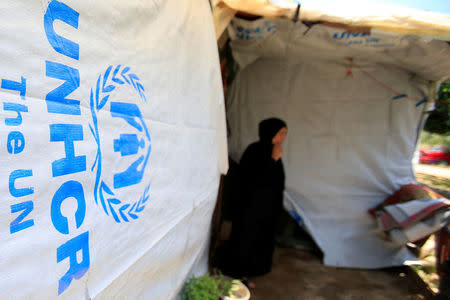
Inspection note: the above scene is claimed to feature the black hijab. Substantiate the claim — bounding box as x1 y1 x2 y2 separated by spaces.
258 118 287 144
238 116 287 193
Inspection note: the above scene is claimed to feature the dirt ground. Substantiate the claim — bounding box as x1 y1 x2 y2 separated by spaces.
415 164 450 198
249 248 431 300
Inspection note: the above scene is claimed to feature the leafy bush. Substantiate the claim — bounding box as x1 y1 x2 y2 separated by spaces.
180 274 232 300
424 83 450 135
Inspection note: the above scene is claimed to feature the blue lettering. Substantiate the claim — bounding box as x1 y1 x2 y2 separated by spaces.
56 231 90 295
51 180 86 235
10 201 34 234
43 1 89 295
9 169 34 197
7 131 25 154
3 102 28 126
50 124 86 177
44 0 79 60
45 61 81 115
43 2 90 294
333 31 345 40
1 77 26 100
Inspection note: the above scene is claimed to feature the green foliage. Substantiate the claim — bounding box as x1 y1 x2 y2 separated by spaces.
180 274 232 300
424 83 450 134
420 131 450 148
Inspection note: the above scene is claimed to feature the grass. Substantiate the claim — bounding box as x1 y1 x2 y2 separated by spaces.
422 175 450 188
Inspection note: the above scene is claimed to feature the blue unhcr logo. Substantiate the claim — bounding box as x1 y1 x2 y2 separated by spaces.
89 65 151 223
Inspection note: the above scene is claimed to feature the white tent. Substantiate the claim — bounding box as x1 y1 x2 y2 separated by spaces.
0 0 449 299
0 0 227 299
220 1 450 268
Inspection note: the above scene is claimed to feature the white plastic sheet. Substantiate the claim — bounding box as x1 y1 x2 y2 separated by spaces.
0 0 227 298
226 17 449 268
221 0 450 39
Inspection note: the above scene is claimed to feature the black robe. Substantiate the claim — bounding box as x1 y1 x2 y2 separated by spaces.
224 140 285 277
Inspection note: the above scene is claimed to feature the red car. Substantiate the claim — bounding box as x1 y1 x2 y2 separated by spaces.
419 146 450 165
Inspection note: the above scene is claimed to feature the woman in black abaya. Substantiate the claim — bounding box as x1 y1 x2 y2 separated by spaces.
223 118 287 284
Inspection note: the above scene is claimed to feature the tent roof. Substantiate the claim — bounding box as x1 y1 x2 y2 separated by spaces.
212 0 450 40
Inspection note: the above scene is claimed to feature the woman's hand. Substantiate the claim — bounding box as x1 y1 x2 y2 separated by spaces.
272 144 283 161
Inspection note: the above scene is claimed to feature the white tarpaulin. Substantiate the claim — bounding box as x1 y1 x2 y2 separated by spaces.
0 0 227 299
219 0 450 39
226 17 450 268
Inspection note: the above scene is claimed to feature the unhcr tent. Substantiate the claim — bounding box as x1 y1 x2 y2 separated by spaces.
0 0 227 298
0 0 449 299
217 0 450 268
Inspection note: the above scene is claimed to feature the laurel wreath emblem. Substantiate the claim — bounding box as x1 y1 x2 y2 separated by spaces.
89 65 150 223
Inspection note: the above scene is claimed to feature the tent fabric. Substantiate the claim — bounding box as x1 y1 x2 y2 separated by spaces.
227 18 450 81
220 0 450 39
225 17 450 268
0 0 226 299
